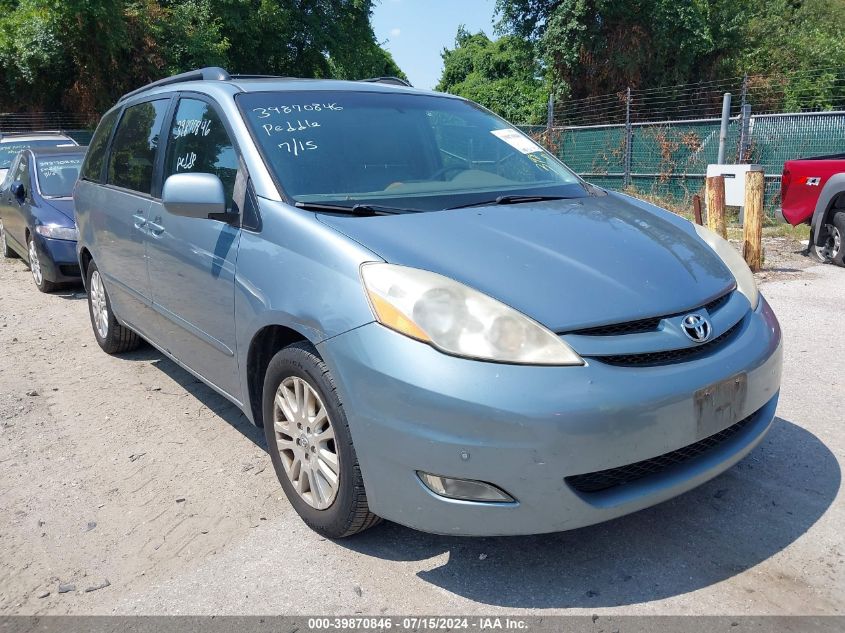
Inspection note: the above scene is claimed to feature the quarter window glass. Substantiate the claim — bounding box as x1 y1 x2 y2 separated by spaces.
81 108 119 183
164 99 238 210
107 99 170 194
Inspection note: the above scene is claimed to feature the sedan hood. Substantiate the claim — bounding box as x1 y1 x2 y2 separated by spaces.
317 193 736 332
41 198 75 224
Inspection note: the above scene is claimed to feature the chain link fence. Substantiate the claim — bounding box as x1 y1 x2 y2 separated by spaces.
0 112 95 145
522 69 845 220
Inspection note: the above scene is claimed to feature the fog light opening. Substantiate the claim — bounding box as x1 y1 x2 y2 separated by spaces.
417 472 515 503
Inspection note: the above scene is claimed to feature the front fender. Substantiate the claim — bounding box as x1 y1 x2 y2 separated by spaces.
233 198 383 422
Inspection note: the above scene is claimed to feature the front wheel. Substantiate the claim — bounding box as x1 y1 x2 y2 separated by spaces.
831 212 845 268
809 220 841 264
262 342 381 538
86 261 142 354
28 236 58 293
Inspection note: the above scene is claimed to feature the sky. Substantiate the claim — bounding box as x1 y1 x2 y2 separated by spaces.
372 0 497 90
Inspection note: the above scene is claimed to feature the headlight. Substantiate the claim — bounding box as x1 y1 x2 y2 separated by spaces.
693 224 759 309
35 224 78 241
360 263 584 365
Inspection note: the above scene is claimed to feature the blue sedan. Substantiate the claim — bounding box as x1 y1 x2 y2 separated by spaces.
0 146 86 292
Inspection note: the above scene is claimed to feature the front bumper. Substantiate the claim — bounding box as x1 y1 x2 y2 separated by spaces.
34 234 81 283
318 298 782 536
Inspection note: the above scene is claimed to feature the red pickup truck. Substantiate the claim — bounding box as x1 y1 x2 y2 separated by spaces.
781 154 845 267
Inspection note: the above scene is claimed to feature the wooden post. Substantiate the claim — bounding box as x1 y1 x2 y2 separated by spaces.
743 170 765 271
705 176 727 239
692 194 703 225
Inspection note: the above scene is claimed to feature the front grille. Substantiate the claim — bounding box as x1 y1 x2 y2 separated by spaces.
565 409 760 494
573 316 662 337
589 319 743 367
569 291 733 337
703 292 731 313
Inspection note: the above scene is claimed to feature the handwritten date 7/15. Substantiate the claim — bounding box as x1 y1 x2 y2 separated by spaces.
279 137 317 157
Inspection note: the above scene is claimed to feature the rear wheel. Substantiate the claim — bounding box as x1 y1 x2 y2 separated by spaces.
86 261 142 354
262 342 381 538
1 219 18 258
27 236 58 293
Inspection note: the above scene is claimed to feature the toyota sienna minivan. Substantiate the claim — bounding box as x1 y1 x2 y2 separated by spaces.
74 67 782 538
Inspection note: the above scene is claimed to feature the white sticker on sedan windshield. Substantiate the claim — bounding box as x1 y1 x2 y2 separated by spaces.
490 129 543 154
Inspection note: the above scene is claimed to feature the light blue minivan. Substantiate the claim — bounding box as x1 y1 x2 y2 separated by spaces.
74 68 782 538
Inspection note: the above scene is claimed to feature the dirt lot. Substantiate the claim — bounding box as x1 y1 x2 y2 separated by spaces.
0 235 842 615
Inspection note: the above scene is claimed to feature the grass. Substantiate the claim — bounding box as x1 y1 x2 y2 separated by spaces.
622 187 810 242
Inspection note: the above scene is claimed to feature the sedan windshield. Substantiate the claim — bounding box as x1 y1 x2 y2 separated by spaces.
1 139 74 168
36 156 83 197
238 91 587 212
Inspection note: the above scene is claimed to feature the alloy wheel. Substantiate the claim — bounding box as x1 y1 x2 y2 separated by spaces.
272 376 340 510
89 270 109 339
28 239 43 286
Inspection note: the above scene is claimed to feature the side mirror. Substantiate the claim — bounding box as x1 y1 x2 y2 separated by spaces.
11 182 25 202
162 173 226 220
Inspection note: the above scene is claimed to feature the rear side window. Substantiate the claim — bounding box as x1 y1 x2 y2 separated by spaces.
163 98 239 210
80 108 119 183
107 99 170 194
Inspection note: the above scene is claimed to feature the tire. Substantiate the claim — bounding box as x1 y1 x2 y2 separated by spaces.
1 219 18 258
831 211 845 268
86 261 142 354
262 342 381 538
809 219 841 264
27 236 58 293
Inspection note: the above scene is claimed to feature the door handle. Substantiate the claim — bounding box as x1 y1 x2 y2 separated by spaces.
132 213 147 229
147 217 165 236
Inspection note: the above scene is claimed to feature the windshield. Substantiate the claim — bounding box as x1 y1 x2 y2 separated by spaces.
36 156 83 197
238 91 586 211
0 139 74 168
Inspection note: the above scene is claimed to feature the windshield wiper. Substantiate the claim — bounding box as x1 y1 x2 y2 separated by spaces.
446 195 571 210
294 201 407 216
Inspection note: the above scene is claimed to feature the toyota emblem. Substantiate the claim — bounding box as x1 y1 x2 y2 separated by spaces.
682 313 712 343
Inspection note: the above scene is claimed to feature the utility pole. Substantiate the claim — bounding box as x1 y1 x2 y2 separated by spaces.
717 92 731 164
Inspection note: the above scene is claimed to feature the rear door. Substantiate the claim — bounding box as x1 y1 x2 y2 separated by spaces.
93 97 172 330
145 95 243 399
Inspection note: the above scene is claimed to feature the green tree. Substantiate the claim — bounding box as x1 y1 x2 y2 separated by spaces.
735 0 845 110
0 0 405 115
436 27 548 124
495 0 740 99
495 0 845 108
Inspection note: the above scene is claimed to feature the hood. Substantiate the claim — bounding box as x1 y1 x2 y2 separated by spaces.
41 198 75 223
317 193 736 332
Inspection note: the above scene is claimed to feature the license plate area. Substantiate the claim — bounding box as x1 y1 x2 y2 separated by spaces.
695 373 748 439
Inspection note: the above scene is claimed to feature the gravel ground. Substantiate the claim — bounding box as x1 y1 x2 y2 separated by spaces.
0 236 842 615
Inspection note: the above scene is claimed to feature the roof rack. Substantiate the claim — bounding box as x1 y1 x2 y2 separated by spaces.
359 76 413 87
118 68 414 103
119 67 231 103
229 74 296 80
